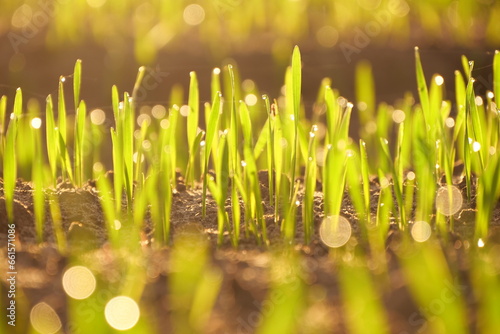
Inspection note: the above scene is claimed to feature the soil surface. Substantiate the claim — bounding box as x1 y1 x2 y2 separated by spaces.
2 171 500 333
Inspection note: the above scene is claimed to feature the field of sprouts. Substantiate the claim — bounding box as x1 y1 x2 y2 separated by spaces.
2 1 500 333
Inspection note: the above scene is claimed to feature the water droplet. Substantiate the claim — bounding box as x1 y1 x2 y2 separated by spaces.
105 296 140 331
62 266 96 300
241 160 247 167
113 220 122 230
406 171 416 181
478 238 485 247
411 221 432 242
434 75 444 86
487 91 494 99
31 117 42 129
472 141 481 152
213 67 221 75
445 117 455 128
319 215 351 248
436 186 463 216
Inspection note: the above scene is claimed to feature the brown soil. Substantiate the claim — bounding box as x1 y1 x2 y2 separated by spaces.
1 172 500 333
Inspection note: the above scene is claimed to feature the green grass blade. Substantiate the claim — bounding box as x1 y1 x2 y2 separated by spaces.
58 129 74 183
47 192 67 253
187 71 199 187
414 47 430 126
3 88 22 223
211 67 221 104
74 100 86 186
360 140 371 221
399 243 468 334
494 50 500 104
58 76 67 144
475 153 500 239
264 96 274 204
112 85 120 123
45 95 58 184
380 137 406 226
32 122 45 242
202 92 221 218
73 59 82 111
111 127 124 214
256 252 305 334
303 125 317 243
291 46 301 182
123 92 134 206
132 66 146 104
95 170 119 249
355 60 376 126
340 260 389 334
134 119 148 186
0 95 6 160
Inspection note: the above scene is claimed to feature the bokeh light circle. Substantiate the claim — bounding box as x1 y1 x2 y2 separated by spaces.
183 4 205 26
319 215 352 248
62 266 96 300
411 221 432 242
436 186 463 216
105 296 140 331
30 302 62 334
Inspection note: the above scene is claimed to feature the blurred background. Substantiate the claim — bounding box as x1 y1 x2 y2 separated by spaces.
0 0 498 112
